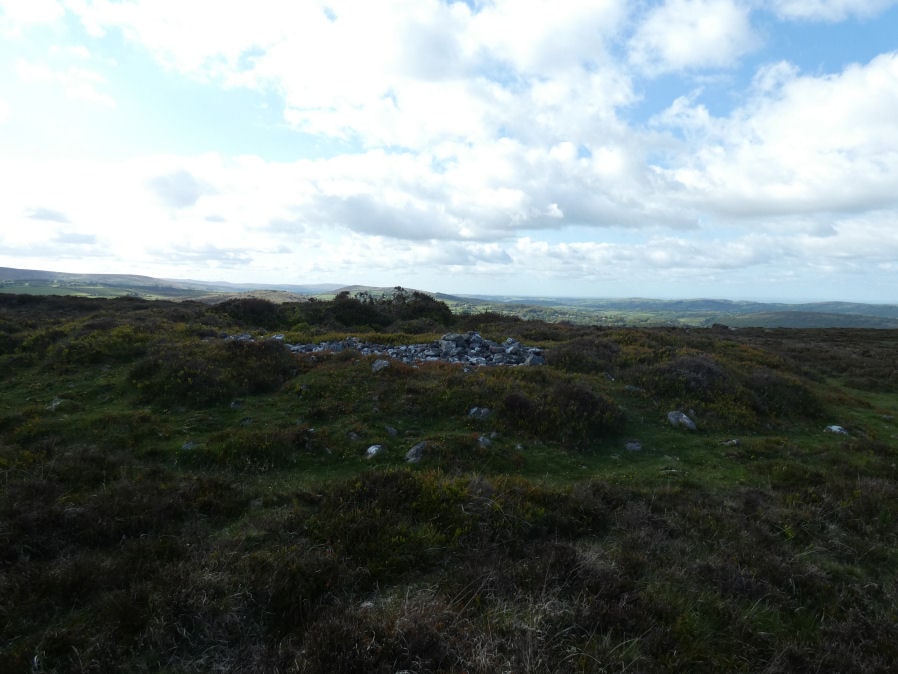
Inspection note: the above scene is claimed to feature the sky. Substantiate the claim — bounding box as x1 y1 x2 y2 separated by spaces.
2 1 898 302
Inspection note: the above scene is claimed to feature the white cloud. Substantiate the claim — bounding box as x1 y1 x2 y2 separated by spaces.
0 98 9 123
64 0 634 151
16 58 115 106
0 0 64 34
657 52 898 217
629 0 758 75
763 0 898 21
3 1 898 300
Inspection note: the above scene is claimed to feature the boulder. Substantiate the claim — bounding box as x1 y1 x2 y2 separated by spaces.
405 441 427 463
371 358 391 373
667 410 697 431
365 444 384 459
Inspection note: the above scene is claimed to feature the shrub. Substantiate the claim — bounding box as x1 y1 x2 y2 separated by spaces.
499 382 623 449
745 368 823 418
131 338 297 407
214 297 283 330
546 336 620 374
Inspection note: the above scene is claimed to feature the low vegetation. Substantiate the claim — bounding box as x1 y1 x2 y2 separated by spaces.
1 293 897 672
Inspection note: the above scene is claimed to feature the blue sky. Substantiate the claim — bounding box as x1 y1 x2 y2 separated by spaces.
2 0 898 302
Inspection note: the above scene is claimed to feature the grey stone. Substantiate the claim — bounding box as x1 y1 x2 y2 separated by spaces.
825 425 849 435
668 410 697 431
46 398 66 411
625 441 643 452
371 358 391 373
365 444 384 459
469 406 492 420
405 441 427 463
278 331 546 368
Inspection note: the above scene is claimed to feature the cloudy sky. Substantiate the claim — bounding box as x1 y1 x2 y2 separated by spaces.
2 0 898 301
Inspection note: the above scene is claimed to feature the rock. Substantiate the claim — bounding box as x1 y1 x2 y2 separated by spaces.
478 435 491 448
348 431 362 441
371 358 391 373
46 398 66 411
469 406 492 420
721 438 740 447
281 331 546 368
525 351 546 366
384 425 398 437
668 410 697 431
825 425 849 435
365 444 383 459
625 441 643 452
405 441 427 463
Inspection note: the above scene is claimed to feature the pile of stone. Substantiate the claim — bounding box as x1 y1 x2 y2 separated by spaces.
278 331 545 368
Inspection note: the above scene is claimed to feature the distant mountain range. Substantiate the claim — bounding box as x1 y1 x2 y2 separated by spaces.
2 266 897 328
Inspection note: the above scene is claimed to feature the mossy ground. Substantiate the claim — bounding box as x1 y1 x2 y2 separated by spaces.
1 295 897 672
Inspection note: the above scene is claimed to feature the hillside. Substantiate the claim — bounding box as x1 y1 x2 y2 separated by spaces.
1 292 897 672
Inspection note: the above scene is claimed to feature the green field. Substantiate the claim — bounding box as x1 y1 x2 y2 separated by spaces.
2 293 896 672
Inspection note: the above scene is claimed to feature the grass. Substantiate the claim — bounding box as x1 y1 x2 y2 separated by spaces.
1 294 897 671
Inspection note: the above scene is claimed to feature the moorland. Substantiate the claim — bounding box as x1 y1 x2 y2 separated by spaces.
1 290 897 672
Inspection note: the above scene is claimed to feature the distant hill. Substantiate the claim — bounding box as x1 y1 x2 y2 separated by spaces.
3 267 898 327
0 267 342 301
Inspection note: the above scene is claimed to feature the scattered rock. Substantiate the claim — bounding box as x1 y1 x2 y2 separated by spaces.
281 331 545 368
405 441 427 463
365 444 384 459
825 425 849 435
668 410 697 431
469 406 492 420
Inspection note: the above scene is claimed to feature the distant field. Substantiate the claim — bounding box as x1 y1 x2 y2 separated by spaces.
3 266 898 327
